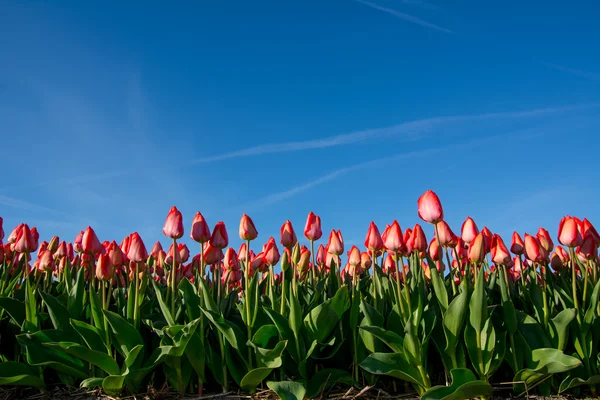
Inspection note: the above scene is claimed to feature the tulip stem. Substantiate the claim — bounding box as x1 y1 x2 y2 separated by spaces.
198 243 204 293
310 240 316 287
171 238 177 319
583 260 590 310
245 240 253 369
371 249 378 310
569 247 580 317
134 262 140 330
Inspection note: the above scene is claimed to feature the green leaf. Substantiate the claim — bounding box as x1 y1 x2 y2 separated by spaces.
403 320 421 368
179 278 201 320
559 374 600 393
152 279 175 326
306 368 352 398
267 380 307 400
303 303 338 344
548 308 576 351
264 308 301 365
241 367 274 394
256 340 287 369
513 348 582 393
430 263 448 313
88 287 104 334
67 267 85 319
359 326 404 354
102 374 127 396
443 283 468 357
45 342 120 375
421 368 492 400
328 286 350 318
0 362 45 389
289 289 303 340
202 309 248 365
80 377 104 388
0 296 26 326
25 279 38 329
71 319 106 353
103 309 144 358
185 332 205 382
360 352 424 388
359 298 384 353
469 270 487 332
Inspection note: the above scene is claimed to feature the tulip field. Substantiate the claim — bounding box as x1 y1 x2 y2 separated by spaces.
1 190 600 399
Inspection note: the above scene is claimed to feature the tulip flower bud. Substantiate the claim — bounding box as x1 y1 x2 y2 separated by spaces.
291 243 302 265
37 241 48 258
239 213 258 241
361 252 372 270
316 244 325 266
298 247 311 273
38 250 55 272
280 220 297 249
190 212 211 243
491 234 511 265
417 190 444 224
263 237 280 266
582 218 600 245
383 253 397 274
468 232 486 263
428 238 440 261
204 242 223 265
210 222 229 249
558 216 583 248
536 227 554 253
127 232 148 263
364 222 384 252
461 217 479 244
96 253 113 281
436 221 456 247
524 234 543 263
327 230 344 256
511 232 524 255
47 236 59 253
223 248 240 271
163 206 184 239
179 243 190 263
348 246 362 267
304 212 322 241
82 226 103 255
409 224 427 252
14 224 36 254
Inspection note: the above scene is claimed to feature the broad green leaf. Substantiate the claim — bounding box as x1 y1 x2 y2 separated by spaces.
25 279 38 329
469 270 487 332
359 298 384 353
303 303 338 344
45 342 120 375
359 326 404 354
71 319 106 353
513 348 582 393
185 332 205 382
430 263 448 313
0 362 45 389
102 374 127 396
263 308 300 364
241 367 274 394
306 368 352 398
202 308 248 365
328 286 350 318
421 368 492 400
443 283 468 356
548 308 576 351
80 377 104 388
252 324 279 348
289 291 303 340
267 380 307 400
88 287 104 334
403 320 421 368
103 309 144 358
152 279 175 326
67 267 85 319
0 296 25 326
559 374 600 393
360 352 424 388
179 278 201 320
39 292 78 340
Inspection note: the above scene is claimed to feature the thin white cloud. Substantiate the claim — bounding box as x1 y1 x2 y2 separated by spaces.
191 103 599 164
542 62 599 82
0 195 68 216
249 128 542 209
352 0 453 34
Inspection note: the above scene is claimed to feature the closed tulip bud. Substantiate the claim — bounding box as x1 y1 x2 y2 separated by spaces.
251 251 268 274
384 221 406 254
558 216 583 248
264 237 280 266
151 242 163 258
165 243 181 265
550 252 564 271
524 234 542 263
428 238 440 261
325 252 339 270
577 235 597 260
409 224 427 252
37 241 48 258
383 253 397 274
491 234 511 265
210 222 229 249
107 241 125 267
436 221 457 247
481 227 493 253
8 223 24 244
418 190 444 224
82 226 103 255
468 232 486 263
38 250 55 272
298 247 311 273
291 243 302 265
47 236 59 253
452 239 468 261
238 243 248 261
72 230 84 253
0 217 3 242
348 246 361 266
555 246 569 263
203 242 224 265
361 252 372 270
239 213 258 241
403 228 413 255
327 230 344 256
461 217 479 244
127 232 148 263
30 227 39 250
177 244 188 263
536 227 554 253
96 253 113 281
223 248 240 271
163 206 184 239
190 212 211 243
511 232 524 255
316 244 325 265
120 235 131 257
582 218 600 245
280 220 297 249
304 212 322 241
14 224 36 253
364 222 384 251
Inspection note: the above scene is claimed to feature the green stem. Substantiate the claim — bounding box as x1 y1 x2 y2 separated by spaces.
133 262 140 330
372 249 378 310
569 248 580 322
171 238 177 319
246 240 253 369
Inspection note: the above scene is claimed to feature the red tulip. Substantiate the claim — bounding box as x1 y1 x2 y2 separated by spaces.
536 227 554 253
428 238 440 261
151 242 163 258
223 248 240 271
327 230 344 256
461 217 479 244
82 227 103 255
120 235 131 257
238 243 248 261
577 235 597 260
316 244 325 265
468 232 486 263
54 241 67 259
365 222 384 252
190 212 211 243
0 217 3 243
383 221 405 254
264 237 280 266
37 250 55 272
403 228 413 255
582 218 600 245
304 212 323 241
210 222 229 249
453 238 468 261
107 241 125 267
179 244 190 263
30 227 39 251
280 220 297 249
348 246 361 266
14 224 36 253
481 227 493 253
298 247 311 273
96 253 113 280
361 252 372 270
409 224 427 252
555 246 569 263
37 241 48 258
8 223 24 244
163 206 184 239
48 236 59 253
511 232 524 255
239 213 258 241
558 216 583 248
251 251 268 274
383 253 397 274
550 252 564 271
127 232 148 263
418 190 444 224
491 235 511 265
436 221 457 247
524 234 543 263
203 242 224 265
165 243 181 265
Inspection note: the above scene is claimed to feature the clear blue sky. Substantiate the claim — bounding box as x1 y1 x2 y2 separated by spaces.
1 0 599 254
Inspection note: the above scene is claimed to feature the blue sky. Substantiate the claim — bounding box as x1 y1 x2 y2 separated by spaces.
1 0 599 255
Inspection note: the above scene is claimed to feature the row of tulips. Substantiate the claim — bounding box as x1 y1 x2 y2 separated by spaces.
0 190 599 399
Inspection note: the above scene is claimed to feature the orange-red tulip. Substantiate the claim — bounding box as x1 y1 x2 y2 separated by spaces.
468 232 486 263
37 250 55 272
107 241 125 267
491 234 511 265
37 241 48 258
210 222 229 249
536 227 554 253
348 246 361 267
428 238 440 261
179 244 190 263
82 226 103 255
304 212 323 241
577 235 597 260
383 253 397 274
251 251 268 274
403 228 413 255
151 241 163 258
298 246 311 273
14 224 36 253
96 253 113 280
582 218 600 245
436 221 456 247
361 252 372 270
481 227 493 253
511 232 524 255
223 248 240 271
327 230 344 256
239 213 258 241
190 212 211 243
524 234 543 263
263 237 280 266
461 217 479 244
163 206 184 239
418 190 444 224
558 216 583 248
280 220 297 249
127 232 148 263
317 244 325 266
364 222 384 252
120 235 131 258
409 224 427 252
384 221 405 253
555 246 569 263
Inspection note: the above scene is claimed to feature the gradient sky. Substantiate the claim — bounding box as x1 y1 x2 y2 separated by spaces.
1 0 599 255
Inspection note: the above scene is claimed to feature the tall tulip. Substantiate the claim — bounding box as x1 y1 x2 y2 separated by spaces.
461 217 479 244
280 220 297 249
524 234 543 263
491 235 511 265
163 206 184 239
417 190 444 224
210 222 229 249
127 232 147 329
536 227 554 253
364 222 384 252
558 216 583 248
82 226 103 255
190 212 211 243
304 212 322 241
436 221 456 247
239 214 258 241
511 232 524 255
468 232 486 263
409 224 427 252
14 224 36 254
327 230 344 256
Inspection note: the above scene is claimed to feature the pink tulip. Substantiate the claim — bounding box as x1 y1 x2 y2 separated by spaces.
461 217 479 244
280 220 297 249
163 206 184 239
304 212 323 241
190 212 211 243
239 214 258 241
417 190 444 224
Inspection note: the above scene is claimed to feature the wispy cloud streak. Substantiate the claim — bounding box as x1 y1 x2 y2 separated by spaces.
249 128 542 208
542 62 599 81
0 195 69 216
192 103 599 164
352 0 453 34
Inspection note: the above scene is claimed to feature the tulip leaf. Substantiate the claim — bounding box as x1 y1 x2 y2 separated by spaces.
359 298 384 353
430 263 448 313
303 303 338 344
443 282 468 356
263 308 300 364
24 279 38 330
185 332 206 382
202 308 248 365
583 280 600 334
360 352 424 388
152 279 175 326
0 362 45 389
548 308 576 351
0 296 25 326
516 311 552 349
241 367 275 394
103 309 144 358
88 286 105 335
421 368 492 400
80 377 104 388
267 380 307 400
178 278 201 321
70 319 106 353
39 292 78 340
559 374 600 393
513 348 582 393
67 267 85 319
45 342 120 375
359 326 404 354
251 324 278 348
306 368 352 398
469 270 487 332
